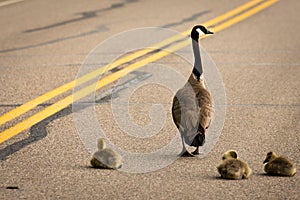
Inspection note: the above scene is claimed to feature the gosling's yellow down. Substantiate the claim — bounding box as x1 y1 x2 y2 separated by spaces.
263 151 296 176
90 138 122 169
217 150 252 180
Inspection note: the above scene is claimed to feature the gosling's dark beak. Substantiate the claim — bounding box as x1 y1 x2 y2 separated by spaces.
263 158 268 164
207 30 214 34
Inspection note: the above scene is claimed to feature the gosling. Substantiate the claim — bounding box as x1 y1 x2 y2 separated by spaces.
217 150 252 180
90 138 122 169
263 151 296 176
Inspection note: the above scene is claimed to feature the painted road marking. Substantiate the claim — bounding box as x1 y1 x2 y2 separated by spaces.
0 0 278 144
0 0 24 7
0 0 263 127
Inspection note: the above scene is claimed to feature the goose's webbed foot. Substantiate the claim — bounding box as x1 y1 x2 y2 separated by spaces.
192 147 200 155
179 149 195 157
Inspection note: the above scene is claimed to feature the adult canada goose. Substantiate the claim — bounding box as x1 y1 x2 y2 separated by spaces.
172 25 213 156
263 151 296 176
90 138 122 169
217 150 252 180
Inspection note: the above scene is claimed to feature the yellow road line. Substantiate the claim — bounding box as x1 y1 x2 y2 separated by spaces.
0 0 24 7
0 0 263 127
0 0 279 144
185 0 264 35
213 0 279 33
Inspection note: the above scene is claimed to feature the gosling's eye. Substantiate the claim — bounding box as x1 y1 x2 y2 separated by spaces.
222 157 225 160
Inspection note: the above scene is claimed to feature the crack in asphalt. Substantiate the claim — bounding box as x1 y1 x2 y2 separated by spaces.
23 0 139 33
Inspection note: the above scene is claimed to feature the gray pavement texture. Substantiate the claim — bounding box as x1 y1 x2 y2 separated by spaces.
0 0 299 199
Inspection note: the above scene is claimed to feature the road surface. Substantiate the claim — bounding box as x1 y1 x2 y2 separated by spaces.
0 0 299 199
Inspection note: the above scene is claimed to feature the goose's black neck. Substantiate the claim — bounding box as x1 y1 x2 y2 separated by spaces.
192 38 203 80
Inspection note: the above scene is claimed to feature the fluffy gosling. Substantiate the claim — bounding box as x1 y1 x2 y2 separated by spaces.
217 150 252 180
90 138 122 169
263 151 296 176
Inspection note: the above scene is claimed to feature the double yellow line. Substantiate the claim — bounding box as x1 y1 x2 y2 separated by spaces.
0 0 278 144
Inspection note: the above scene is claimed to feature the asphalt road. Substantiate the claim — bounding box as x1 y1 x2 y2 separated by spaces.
0 0 299 199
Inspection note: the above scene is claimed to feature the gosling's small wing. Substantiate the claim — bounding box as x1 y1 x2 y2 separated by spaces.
91 157 109 169
94 149 122 169
272 157 294 167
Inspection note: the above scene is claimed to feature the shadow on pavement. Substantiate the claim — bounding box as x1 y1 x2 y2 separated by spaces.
0 71 150 160
0 106 72 161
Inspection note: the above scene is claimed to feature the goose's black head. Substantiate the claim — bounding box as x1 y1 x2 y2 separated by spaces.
191 25 213 41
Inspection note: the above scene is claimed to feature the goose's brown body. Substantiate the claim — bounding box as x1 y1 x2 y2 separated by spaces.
172 75 213 148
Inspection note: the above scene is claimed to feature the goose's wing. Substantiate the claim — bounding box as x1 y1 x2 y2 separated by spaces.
172 88 201 143
196 88 213 129
183 110 199 131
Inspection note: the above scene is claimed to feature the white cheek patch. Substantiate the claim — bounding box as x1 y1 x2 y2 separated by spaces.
196 28 205 36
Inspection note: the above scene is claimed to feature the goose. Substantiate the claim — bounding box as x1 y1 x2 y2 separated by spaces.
172 25 214 157
263 151 296 176
90 138 122 169
217 150 252 179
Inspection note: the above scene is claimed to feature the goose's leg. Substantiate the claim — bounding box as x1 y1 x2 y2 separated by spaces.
192 146 200 155
179 135 194 157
